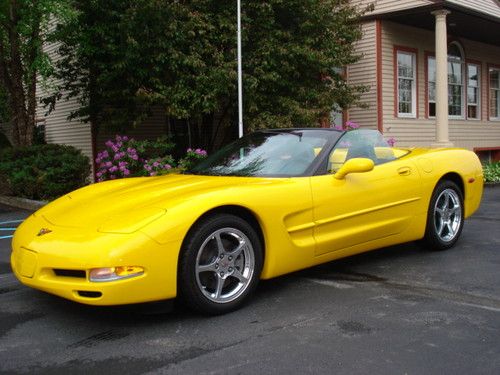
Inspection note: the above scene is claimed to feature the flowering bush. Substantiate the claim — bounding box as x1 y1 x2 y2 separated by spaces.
178 148 208 171
386 137 396 147
333 120 360 131
96 135 207 181
95 136 143 181
143 156 175 176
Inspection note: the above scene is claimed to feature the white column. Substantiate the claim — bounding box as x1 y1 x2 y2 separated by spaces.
431 10 453 148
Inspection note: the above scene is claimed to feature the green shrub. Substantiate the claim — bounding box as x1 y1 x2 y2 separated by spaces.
0 144 90 200
483 162 500 183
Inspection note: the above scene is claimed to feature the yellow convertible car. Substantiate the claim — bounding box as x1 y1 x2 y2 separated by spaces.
11 129 483 314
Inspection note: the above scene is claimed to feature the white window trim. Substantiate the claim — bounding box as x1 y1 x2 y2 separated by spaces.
490 67 500 121
397 51 417 118
466 63 481 121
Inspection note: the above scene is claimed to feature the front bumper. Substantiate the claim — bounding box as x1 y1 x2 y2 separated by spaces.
11 215 183 306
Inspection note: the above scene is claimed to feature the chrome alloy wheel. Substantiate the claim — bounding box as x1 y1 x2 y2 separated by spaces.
195 228 255 304
433 188 462 243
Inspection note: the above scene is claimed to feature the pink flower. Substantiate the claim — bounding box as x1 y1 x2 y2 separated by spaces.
123 169 130 176
387 137 396 147
105 161 112 168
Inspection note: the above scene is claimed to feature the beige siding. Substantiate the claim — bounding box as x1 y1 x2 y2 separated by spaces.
448 0 500 19
352 0 433 15
380 21 500 150
347 21 378 128
36 22 93 166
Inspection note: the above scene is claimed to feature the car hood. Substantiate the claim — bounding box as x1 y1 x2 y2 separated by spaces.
35 175 249 232
36 174 278 232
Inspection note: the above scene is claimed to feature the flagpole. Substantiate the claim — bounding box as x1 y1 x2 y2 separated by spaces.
237 0 243 138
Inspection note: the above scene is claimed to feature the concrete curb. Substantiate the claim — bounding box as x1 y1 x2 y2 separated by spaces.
0 195 47 211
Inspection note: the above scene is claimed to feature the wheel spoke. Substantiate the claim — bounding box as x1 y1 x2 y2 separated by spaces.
446 222 454 236
215 233 225 255
197 261 217 273
442 192 451 209
437 220 445 236
229 241 246 259
232 269 248 283
435 207 445 217
213 276 225 299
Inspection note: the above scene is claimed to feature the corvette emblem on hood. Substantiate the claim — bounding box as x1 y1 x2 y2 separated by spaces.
37 228 52 237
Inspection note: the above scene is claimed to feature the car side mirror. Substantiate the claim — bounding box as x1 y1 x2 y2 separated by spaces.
334 158 374 180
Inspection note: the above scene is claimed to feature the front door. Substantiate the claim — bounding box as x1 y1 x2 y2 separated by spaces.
311 130 422 256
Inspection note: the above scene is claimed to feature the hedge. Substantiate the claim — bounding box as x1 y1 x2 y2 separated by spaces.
0 144 90 200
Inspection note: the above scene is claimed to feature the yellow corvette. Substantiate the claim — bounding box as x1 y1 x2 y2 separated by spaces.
11 129 483 314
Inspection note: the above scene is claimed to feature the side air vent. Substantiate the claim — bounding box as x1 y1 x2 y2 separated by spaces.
53 269 86 278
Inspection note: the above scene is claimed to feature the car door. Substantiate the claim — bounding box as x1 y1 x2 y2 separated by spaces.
310 130 422 256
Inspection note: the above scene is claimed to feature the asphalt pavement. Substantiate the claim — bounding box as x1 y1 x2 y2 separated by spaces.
0 188 499 375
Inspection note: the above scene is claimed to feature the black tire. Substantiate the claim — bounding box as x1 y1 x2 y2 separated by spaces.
422 180 464 251
178 214 263 315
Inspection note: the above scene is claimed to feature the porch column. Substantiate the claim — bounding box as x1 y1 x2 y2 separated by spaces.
431 9 454 148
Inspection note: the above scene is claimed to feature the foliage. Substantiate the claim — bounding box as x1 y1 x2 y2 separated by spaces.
96 135 206 181
0 85 9 123
0 0 74 146
483 162 500 183
178 148 209 171
0 144 90 200
47 0 371 151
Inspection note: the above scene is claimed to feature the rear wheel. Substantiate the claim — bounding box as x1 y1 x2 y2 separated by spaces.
422 180 464 250
179 214 263 314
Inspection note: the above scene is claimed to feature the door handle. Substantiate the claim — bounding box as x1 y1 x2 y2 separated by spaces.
398 167 411 176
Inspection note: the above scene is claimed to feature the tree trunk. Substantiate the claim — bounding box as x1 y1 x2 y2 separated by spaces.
0 0 39 147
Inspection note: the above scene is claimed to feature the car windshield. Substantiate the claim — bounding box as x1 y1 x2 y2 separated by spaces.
187 130 340 177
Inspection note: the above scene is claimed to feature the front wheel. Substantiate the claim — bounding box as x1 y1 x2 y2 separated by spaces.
422 180 464 251
179 214 263 315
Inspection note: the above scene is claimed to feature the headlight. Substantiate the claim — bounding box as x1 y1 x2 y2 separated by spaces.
89 266 144 282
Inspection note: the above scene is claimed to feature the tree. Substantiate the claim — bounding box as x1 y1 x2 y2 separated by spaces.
0 84 8 123
49 0 371 151
0 0 72 146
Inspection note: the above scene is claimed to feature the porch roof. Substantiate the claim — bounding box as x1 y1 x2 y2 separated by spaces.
362 1 500 47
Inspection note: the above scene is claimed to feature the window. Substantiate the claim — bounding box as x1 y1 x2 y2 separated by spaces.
448 43 464 118
490 67 500 120
396 50 417 118
427 42 465 119
428 57 436 117
467 64 480 120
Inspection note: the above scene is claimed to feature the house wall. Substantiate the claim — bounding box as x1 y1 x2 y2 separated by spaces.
346 21 378 128
36 22 94 168
379 21 500 149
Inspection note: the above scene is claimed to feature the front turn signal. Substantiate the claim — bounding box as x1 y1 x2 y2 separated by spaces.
89 266 144 282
